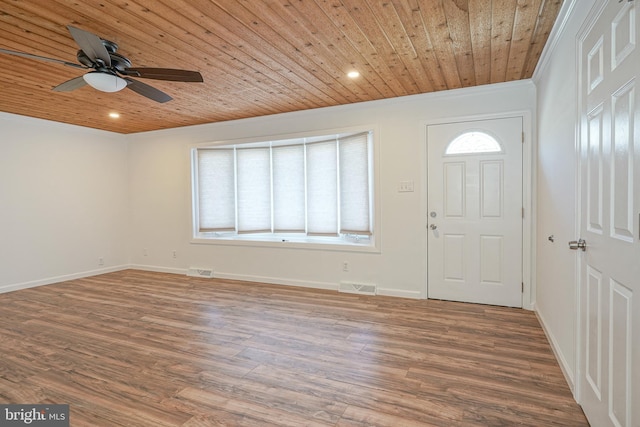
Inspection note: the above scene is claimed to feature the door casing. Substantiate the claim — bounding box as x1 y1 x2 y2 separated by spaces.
422 111 534 309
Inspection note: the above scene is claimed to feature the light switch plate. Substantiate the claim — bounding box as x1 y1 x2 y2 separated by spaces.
398 180 414 192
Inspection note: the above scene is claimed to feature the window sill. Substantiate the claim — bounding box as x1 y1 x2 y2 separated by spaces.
191 233 379 253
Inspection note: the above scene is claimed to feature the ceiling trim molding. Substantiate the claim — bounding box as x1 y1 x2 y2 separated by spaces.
532 0 579 83
128 80 536 138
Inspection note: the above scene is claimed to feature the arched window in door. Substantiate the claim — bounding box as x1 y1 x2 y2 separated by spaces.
445 131 503 155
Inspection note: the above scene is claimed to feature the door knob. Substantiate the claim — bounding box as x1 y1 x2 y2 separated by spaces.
568 239 587 251
430 224 438 230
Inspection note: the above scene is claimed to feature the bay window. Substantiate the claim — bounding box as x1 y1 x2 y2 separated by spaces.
192 130 374 247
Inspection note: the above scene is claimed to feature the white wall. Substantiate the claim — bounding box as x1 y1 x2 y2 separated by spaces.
0 82 534 298
127 81 535 299
0 113 129 292
533 0 596 392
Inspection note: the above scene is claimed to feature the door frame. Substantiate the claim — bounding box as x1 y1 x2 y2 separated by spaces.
422 110 534 309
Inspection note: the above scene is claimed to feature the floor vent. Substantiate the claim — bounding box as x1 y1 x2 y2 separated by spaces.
339 281 376 295
187 268 214 278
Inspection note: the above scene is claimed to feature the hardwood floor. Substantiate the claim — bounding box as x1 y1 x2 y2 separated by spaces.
0 270 588 426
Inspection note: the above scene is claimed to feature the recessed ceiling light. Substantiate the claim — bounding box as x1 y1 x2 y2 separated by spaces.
347 71 360 78
109 112 120 119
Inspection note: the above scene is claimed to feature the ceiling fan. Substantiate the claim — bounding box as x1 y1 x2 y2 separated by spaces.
0 25 203 103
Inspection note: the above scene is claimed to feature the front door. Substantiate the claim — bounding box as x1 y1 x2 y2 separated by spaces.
577 1 639 426
427 117 523 307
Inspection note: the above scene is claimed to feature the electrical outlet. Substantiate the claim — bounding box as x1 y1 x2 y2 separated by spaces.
342 261 349 272
172 250 177 258
98 257 104 266
143 247 148 256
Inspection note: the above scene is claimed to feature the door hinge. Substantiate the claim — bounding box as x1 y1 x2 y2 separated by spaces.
522 282 524 293
522 207 525 218
522 132 525 143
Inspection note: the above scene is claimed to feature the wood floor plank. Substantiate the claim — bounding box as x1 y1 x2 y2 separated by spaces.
0 270 588 426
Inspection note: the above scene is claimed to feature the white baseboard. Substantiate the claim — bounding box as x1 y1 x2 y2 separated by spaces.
534 304 576 394
213 271 339 292
0 265 129 294
128 264 188 275
1 265 423 303
377 288 422 299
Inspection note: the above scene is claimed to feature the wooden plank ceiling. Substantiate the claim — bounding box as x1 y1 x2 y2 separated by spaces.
0 0 563 134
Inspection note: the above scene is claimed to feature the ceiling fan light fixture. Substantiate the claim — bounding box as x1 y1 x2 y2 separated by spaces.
83 71 127 92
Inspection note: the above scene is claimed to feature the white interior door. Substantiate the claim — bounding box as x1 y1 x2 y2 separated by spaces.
578 1 639 426
427 117 523 307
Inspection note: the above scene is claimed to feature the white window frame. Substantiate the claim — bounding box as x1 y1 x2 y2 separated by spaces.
190 126 380 253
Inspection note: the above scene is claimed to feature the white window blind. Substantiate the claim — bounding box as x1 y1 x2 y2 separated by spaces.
237 147 271 233
194 131 373 242
306 140 338 235
339 133 371 234
197 149 235 231
273 144 305 232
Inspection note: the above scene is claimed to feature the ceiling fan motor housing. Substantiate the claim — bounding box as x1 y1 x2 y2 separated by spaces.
101 38 118 53
77 49 131 72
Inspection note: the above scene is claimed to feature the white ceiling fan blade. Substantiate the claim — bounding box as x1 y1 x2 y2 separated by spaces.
67 25 111 67
53 76 87 92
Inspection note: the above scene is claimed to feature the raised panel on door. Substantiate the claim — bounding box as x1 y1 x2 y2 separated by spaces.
479 235 503 284
586 265 603 400
444 162 466 218
443 234 465 281
610 80 635 242
480 160 503 218
609 280 633 427
588 105 605 234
